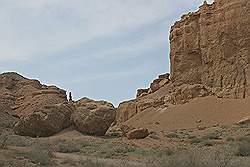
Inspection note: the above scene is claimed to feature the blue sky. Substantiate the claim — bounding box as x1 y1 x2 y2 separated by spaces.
0 0 214 106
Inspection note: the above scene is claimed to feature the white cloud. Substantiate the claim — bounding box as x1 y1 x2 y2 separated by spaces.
0 0 211 61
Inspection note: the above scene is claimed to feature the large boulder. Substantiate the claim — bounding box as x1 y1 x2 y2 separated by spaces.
127 128 149 140
14 102 74 137
71 98 116 136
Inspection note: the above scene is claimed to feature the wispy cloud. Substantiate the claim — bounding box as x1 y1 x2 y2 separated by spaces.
0 0 214 105
0 0 213 61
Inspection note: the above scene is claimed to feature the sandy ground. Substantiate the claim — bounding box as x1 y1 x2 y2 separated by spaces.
126 96 250 131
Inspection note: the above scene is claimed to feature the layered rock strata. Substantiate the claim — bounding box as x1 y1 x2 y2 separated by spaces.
113 0 250 127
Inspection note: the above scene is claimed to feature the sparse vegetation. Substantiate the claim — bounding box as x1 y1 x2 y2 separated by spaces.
190 137 203 144
166 132 180 139
202 133 220 140
235 136 250 157
16 149 53 166
14 141 54 166
57 141 81 153
0 133 8 149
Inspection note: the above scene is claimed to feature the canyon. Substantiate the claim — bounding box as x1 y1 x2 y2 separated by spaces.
0 0 249 166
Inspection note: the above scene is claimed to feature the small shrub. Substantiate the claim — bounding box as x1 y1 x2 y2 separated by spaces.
0 133 8 149
201 140 215 147
237 136 250 143
113 146 136 154
156 148 174 157
60 159 78 166
226 137 235 142
190 137 203 144
17 149 53 166
202 133 220 140
166 133 179 139
79 159 105 167
57 142 81 153
236 142 250 157
6 135 33 147
236 137 250 157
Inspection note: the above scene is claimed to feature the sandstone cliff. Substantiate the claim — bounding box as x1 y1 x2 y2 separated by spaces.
170 0 250 98
113 0 250 127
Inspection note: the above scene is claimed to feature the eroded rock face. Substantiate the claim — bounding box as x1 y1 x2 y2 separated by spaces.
0 72 67 117
169 84 212 105
113 0 250 127
71 98 116 136
0 72 73 137
14 102 74 137
170 0 250 98
114 100 138 126
136 73 170 98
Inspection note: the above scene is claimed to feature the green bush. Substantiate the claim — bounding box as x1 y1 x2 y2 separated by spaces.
57 142 81 153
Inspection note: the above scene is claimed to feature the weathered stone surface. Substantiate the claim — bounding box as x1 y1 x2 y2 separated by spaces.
170 0 250 98
114 100 138 126
169 84 212 105
137 88 149 98
14 102 74 137
0 105 18 129
71 98 116 136
127 128 149 140
0 72 67 117
0 72 73 137
113 0 250 127
136 73 170 98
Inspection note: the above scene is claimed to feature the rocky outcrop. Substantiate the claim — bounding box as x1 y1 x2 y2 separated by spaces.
0 72 67 117
71 98 116 136
114 100 138 126
113 0 250 127
0 105 18 129
170 0 250 98
168 84 212 105
0 73 118 137
0 72 73 137
14 102 74 137
136 73 170 98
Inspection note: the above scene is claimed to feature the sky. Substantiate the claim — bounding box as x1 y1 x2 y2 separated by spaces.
0 0 214 106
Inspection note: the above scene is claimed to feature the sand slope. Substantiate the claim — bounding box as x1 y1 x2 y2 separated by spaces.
126 96 250 131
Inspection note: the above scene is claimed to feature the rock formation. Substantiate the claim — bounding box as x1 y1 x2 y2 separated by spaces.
126 128 149 140
0 72 67 117
136 73 170 98
170 0 250 98
113 0 250 127
0 72 70 137
71 97 116 136
14 102 74 137
0 72 117 137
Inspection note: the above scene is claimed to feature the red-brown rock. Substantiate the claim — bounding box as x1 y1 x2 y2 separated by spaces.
127 128 149 140
14 102 74 137
71 98 116 136
170 0 250 98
